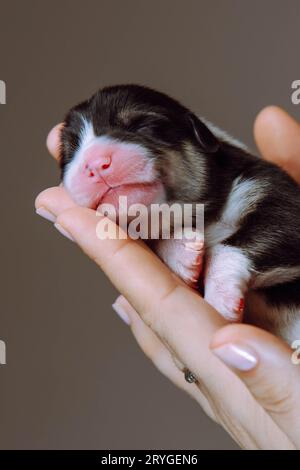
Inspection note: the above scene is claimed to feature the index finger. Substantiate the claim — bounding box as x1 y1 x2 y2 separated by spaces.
58 207 221 332
49 205 289 449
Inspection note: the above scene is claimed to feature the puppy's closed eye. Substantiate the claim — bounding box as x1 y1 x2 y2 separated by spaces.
127 115 183 149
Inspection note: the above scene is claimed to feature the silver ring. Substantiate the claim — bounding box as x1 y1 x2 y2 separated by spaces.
184 368 197 384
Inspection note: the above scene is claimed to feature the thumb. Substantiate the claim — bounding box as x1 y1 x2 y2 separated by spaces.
210 324 300 448
254 106 300 184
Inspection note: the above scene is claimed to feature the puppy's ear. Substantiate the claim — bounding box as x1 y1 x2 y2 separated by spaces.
187 113 220 153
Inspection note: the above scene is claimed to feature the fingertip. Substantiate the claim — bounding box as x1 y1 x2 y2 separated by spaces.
210 323 281 351
210 323 293 377
112 295 132 325
254 106 300 183
254 105 285 131
35 186 77 216
46 123 64 160
254 106 286 152
35 186 62 210
112 295 141 326
210 324 280 376
55 206 96 233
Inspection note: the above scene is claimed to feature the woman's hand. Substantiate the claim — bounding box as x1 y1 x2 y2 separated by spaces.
35 107 300 450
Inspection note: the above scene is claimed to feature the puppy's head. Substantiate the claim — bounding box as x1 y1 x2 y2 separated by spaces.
60 84 219 210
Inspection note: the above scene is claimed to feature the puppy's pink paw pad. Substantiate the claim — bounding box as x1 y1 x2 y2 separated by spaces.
205 290 245 321
234 298 245 316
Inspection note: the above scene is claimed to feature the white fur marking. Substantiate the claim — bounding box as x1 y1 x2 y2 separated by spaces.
63 118 96 195
205 177 268 247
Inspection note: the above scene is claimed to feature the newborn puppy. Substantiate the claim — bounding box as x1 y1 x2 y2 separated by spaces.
59 84 300 343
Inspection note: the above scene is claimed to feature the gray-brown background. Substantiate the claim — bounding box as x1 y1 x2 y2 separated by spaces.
0 0 299 450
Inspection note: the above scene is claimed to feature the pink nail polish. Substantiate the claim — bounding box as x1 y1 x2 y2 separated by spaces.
112 302 131 325
212 343 258 371
54 223 74 242
36 207 56 223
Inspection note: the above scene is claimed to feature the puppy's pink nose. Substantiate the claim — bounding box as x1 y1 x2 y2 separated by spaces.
84 154 112 179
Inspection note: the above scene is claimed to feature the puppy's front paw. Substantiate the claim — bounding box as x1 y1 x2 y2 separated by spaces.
153 229 204 289
175 235 204 288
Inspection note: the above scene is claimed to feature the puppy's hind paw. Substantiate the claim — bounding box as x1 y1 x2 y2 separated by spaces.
205 290 245 322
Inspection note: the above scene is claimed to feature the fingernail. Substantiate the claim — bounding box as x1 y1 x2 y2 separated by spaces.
36 207 56 223
112 300 131 325
54 223 74 242
212 343 258 371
